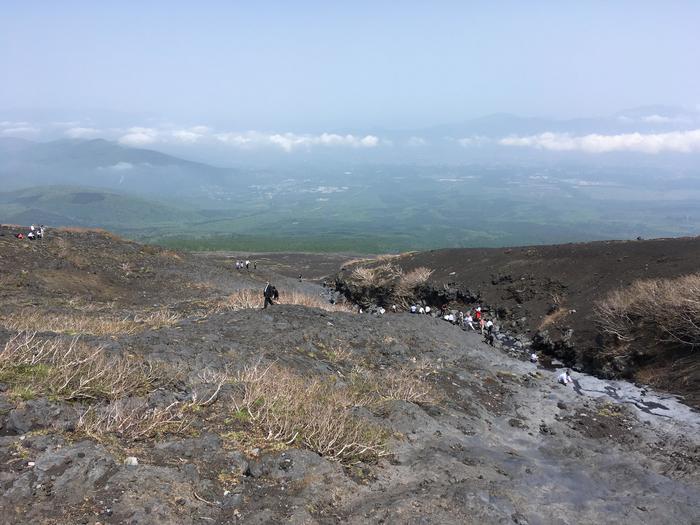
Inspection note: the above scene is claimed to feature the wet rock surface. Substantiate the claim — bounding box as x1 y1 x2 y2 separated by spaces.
0 228 698 523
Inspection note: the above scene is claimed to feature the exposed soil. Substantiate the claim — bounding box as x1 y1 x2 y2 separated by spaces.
0 227 698 524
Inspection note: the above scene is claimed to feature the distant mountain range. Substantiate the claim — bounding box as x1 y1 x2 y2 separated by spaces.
0 137 239 198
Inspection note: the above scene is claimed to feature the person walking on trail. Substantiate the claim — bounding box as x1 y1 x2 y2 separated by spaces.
263 282 276 309
479 317 486 335
245 260 250 270
474 307 482 322
557 369 573 385
486 319 494 335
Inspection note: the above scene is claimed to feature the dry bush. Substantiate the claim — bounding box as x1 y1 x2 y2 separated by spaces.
232 364 388 464
595 273 700 351
0 332 162 401
348 364 437 404
350 264 402 288
77 399 191 441
277 290 354 313
135 309 181 329
1 307 180 336
350 266 377 286
393 267 434 307
218 289 262 311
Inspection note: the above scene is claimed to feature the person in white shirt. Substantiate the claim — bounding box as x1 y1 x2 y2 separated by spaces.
465 314 475 330
530 353 539 363
557 370 573 385
410 305 417 314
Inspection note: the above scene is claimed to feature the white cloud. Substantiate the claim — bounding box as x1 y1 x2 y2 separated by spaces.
0 126 39 136
171 125 211 143
118 127 159 146
216 131 380 152
499 130 700 154
65 127 100 139
100 162 134 171
0 121 31 128
641 114 691 124
457 136 489 147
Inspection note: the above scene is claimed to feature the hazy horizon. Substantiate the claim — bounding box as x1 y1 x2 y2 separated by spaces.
3 2 700 129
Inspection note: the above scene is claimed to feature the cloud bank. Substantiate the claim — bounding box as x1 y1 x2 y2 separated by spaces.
215 131 379 152
499 130 700 154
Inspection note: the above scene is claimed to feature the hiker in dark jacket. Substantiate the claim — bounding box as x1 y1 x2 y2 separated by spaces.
263 282 277 308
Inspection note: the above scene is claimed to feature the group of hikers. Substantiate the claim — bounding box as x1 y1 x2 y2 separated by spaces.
258 277 577 387
14 224 45 240
408 304 497 345
235 259 256 271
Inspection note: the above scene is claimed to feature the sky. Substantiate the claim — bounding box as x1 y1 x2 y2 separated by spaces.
2 1 700 161
2 1 700 131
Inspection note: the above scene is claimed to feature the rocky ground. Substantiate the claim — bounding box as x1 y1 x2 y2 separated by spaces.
333 237 700 406
0 227 698 524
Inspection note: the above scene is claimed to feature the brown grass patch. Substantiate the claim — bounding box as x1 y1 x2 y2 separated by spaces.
232 364 388 464
0 332 163 401
595 273 700 351
1 307 181 336
204 288 353 314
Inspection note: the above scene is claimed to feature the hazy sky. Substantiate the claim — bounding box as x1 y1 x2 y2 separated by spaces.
2 1 699 130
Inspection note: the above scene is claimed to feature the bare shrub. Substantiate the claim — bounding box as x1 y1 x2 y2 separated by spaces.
394 267 433 307
231 364 388 464
218 289 262 311
77 399 191 441
350 264 402 288
595 273 700 351
134 309 181 329
0 332 161 401
348 365 436 404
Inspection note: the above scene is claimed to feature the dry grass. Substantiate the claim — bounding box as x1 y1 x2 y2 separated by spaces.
348 364 438 404
1 307 181 336
77 399 191 441
232 364 388 464
0 332 162 401
595 273 700 351
350 264 403 288
277 290 354 313
393 267 434 307
205 288 353 314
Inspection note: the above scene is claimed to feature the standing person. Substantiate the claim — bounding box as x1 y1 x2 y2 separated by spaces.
474 307 482 322
479 317 486 335
263 282 275 309
253 261 257 270
245 260 250 270
486 319 494 335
